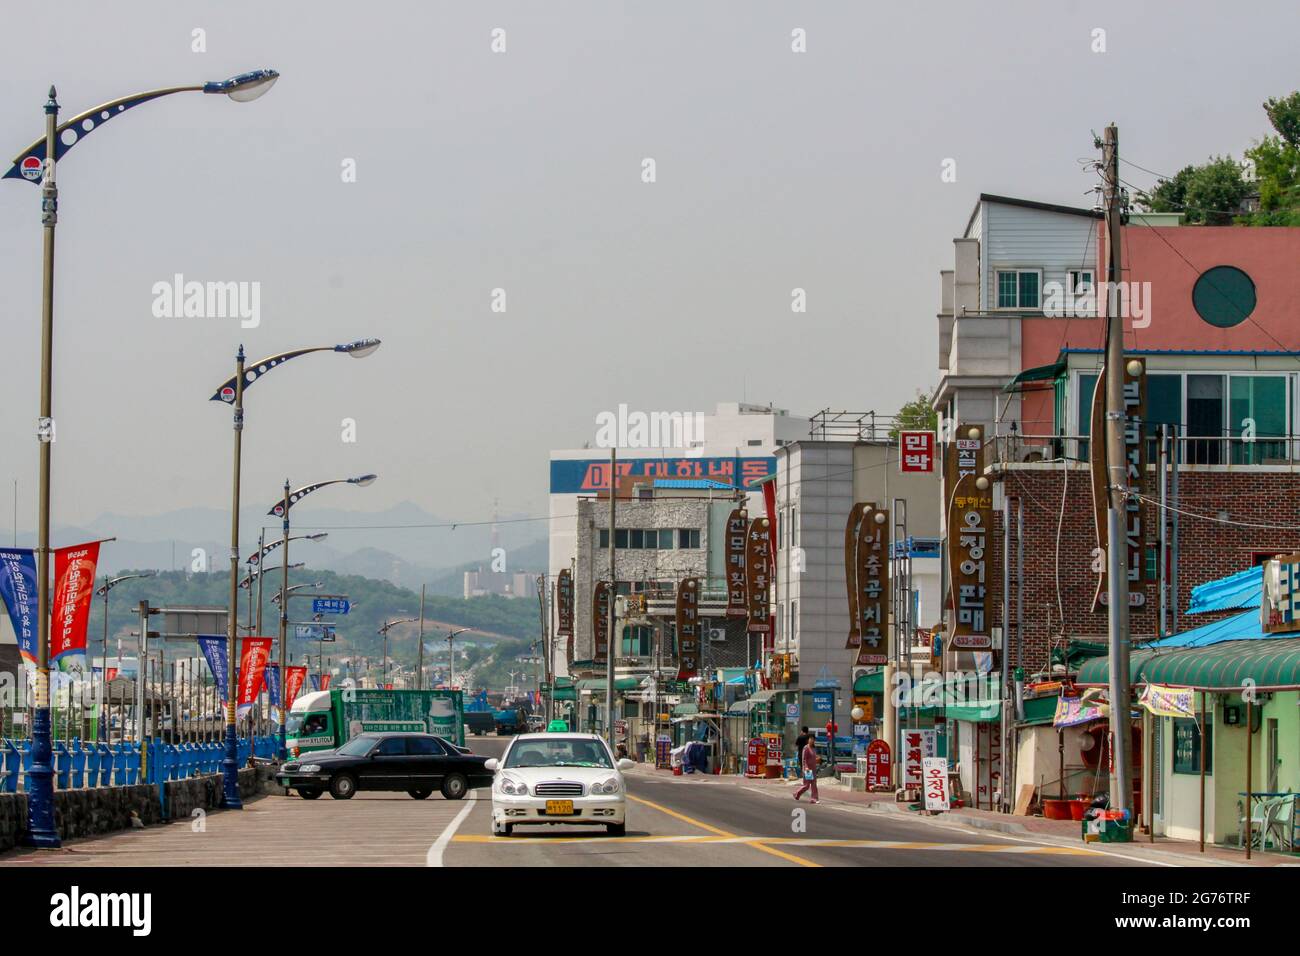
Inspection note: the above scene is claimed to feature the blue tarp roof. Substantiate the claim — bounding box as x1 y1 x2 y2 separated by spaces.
1187 567 1262 615
1149 609 1266 649
653 478 735 490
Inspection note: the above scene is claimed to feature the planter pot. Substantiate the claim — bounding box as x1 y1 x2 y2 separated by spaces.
1069 798 1093 821
1042 799 1074 821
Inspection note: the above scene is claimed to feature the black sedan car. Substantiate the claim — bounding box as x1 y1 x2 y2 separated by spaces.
278 732 494 801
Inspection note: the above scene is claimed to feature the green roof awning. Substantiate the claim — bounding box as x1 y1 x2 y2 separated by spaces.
551 687 577 701
944 702 1002 722
672 702 699 716
1002 359 1066 393
574 677 640 692
854 670 885 694
1019 694 1059 726
1076 637 1300 690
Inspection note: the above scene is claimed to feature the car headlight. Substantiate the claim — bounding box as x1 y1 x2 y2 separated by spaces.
591 778 620 795
498 776 528 796
300 765 322 774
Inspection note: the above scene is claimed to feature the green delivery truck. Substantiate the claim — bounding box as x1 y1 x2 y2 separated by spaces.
286 688 465 757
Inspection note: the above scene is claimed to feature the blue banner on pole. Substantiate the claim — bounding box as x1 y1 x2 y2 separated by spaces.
0 548 38 666
264 663 281 708
196 635 229 702
309 673 320 692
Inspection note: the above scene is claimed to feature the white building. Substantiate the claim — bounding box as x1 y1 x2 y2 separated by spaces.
547 401 808 675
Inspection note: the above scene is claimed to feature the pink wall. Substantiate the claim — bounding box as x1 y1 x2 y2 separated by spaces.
1017 224 1300 435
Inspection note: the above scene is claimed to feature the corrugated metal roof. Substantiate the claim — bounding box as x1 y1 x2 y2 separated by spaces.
653 478 735 490
1078 636 1300 689
1149 610 1265 649
1187 567 1262 614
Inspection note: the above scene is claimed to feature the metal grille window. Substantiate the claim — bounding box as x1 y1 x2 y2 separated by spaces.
995 269 1042 309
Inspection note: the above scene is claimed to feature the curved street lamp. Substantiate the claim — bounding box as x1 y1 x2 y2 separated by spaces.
267 474 377 759
94 572 155 742
7 70 277 849
378 617 418 688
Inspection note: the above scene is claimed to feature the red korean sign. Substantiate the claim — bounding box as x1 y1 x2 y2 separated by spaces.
237 637 272 719
725 507 748 617
922 757 950 811
899 430 936 473
283 665 308 711
903 729 936 791
865 739 892 790
50 541 101 669
745 517 772 638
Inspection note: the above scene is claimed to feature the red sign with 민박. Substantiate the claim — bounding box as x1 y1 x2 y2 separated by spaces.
283 665 308 712
898 430 936 473
237 637 272 719
50 541 101 671
865 739 892 790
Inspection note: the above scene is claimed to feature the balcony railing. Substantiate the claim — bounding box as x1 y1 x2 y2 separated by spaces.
991 431 1300 468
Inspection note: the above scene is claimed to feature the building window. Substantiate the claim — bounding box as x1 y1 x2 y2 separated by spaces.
621 625 652 657
677 528 700 549
996 269 1042 309
659 528 675 549
1193 265 1256 328
615 529 629 549
791 506 799 548
790 600 798 646
747 439 762 446
599 529 608 549
630 529 644 549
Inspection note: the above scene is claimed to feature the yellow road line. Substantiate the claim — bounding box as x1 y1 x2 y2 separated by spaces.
625 793 820 867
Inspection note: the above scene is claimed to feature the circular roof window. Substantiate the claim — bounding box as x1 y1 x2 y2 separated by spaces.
1192 265 1256 328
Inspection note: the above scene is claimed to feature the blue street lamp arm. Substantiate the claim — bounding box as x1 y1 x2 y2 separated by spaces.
209 339 381 404
4 70 278 184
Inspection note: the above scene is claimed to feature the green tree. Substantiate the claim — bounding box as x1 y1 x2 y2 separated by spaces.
889 390 937 440
1137 158 1248 225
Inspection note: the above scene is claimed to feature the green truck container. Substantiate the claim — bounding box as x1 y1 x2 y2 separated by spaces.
286 687 465 757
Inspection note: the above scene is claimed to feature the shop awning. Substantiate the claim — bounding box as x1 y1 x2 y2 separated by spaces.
899 675 1002 722
1187 566 1261 614
1018 694 1059 727
671 702 699 716
727 698 757 715
854 670 885 694
1076 637 1300 690
745 690 779 705
1002 358 1065 393
575 677 640 692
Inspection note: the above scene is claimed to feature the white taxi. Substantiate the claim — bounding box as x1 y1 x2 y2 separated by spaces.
485 733 635 837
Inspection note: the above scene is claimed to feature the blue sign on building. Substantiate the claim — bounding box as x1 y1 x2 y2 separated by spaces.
812 691 834 713
549 455 775 494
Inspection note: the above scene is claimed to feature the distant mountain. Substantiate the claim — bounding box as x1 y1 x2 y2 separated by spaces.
13 500 548 590
425 537 552 596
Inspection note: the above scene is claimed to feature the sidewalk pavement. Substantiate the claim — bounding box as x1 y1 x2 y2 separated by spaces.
628 764 1297 867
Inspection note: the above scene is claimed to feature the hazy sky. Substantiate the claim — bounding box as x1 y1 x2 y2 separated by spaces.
3 0 1298 553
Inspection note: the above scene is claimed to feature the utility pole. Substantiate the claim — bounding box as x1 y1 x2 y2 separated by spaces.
1100 123 1132 814
416 584 426 691
606 448 617 750
536 573 553 720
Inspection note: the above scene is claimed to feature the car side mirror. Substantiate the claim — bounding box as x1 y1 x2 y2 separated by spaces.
617 758 635 772
484 758 499 772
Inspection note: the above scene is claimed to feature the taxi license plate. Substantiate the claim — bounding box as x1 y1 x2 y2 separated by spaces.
545 800 575 816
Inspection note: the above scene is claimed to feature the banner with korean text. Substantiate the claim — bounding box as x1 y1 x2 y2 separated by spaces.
945 425 991 650
0 548 39 666
51 541 101 673
237 637 272 719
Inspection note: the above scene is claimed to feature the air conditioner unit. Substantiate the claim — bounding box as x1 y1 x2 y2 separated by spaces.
707 626 727 642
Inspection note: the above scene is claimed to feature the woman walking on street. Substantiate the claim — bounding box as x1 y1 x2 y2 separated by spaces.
793 734 819 804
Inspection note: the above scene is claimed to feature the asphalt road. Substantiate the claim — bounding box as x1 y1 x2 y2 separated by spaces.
443 735 1147 868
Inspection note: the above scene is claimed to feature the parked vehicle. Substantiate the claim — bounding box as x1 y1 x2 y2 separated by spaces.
494 708 525 735
278 732 493 800
485 733 636 836
286 688 465 759
464 711 496 736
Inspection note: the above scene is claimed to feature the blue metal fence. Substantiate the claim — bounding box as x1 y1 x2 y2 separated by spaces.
0 736 277 793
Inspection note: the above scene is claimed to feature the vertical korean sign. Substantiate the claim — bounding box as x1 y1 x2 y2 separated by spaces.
903 728 937 791
556 568 574 665
592 580 610 665
899 430 937 473
51 541 101 673
264 662 281 724
946 425 991 650
922 756 950 811
197 635 230 703
854 506 890 666
237 637 272 720
745 517 772 647
1091 359 1148 611
843 503 866 649
283 665 307 712
0 548 39 666
675 577 700 680
725 507 748 617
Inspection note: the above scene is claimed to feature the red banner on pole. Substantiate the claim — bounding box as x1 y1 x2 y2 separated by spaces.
51 541 101 672
283 665 308 713
237 637 272 719
321 673 331 690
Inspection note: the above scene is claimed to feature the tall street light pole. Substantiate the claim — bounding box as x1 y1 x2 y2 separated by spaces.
378 617 417 688
446 627 473 688
268 473 377 759
7 69 279 846
95 572 155 742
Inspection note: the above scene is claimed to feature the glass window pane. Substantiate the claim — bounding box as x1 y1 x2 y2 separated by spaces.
599 529 609 549
997 272 1017 308
614 529 628 549
1187 374 1225 465
1018 271 1039 308
660 529 674 549
630 529 644 549
1230 375 1287 463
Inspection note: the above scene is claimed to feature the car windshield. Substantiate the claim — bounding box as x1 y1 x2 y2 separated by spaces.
504 737 612 769
287 711 327 736
337 735 378 757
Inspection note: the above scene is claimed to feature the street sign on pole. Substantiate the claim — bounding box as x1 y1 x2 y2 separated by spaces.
312 598 350 616
292 624 336 642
